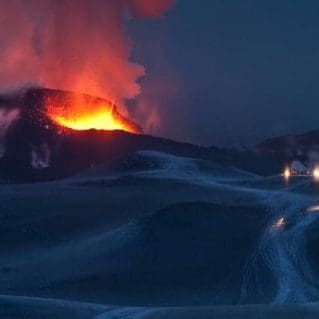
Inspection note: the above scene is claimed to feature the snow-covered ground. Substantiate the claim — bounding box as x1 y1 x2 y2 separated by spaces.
2 151 319 318
2 295 319 319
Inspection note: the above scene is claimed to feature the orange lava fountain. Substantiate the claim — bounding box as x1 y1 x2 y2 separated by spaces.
45 93 143 134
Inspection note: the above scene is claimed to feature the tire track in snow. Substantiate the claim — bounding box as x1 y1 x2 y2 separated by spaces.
242 192 319 304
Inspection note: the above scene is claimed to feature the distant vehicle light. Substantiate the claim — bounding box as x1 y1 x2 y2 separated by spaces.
284 168 290 179
270 217 286 232
313 168 319 181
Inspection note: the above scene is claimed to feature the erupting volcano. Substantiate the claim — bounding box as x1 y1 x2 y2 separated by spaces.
45 92 143 134
0 87 145 181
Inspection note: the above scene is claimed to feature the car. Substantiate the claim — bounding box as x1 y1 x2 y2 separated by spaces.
284 160 319 180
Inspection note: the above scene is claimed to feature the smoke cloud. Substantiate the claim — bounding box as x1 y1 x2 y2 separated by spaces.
0 0 174 108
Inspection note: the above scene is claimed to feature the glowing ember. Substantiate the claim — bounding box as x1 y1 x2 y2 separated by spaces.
46 94 142 134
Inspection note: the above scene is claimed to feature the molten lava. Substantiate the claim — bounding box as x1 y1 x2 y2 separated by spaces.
46 93 143 134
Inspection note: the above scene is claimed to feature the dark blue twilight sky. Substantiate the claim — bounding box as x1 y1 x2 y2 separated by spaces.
129 0 319 147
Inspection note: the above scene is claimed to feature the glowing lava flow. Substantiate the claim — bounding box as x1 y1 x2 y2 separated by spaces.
46 95 143 134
